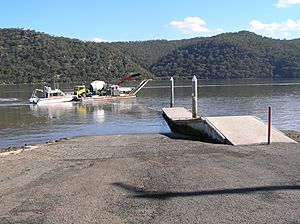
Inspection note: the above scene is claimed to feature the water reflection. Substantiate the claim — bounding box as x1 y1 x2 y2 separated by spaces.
28 98 139 123
30 102 74 119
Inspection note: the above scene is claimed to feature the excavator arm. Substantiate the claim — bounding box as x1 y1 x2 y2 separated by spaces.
116 73 141 86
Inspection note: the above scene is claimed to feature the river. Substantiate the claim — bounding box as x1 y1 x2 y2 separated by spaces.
0 79 299 149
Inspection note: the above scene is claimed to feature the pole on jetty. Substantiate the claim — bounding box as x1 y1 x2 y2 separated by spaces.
170 77 174 108
192 75 198 118
267 106 272 144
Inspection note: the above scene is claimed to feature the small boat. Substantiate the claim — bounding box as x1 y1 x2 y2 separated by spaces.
29 85 74 105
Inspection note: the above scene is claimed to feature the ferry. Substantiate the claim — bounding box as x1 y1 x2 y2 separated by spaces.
72 73 151 101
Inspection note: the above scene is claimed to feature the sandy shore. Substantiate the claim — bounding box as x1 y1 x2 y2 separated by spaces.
0 133 299 223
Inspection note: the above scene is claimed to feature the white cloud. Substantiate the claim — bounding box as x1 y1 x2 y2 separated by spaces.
169 17 210 34
249 19 300 35
274 0 300 8
216 28 224 33
92 37 109 43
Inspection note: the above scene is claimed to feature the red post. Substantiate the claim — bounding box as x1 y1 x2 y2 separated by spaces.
268 106 272 144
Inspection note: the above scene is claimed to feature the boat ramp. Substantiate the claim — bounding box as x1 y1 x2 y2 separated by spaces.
162 76 297 146
163 107 296 146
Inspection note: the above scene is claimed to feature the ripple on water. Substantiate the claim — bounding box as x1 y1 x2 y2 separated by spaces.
0 98 18 102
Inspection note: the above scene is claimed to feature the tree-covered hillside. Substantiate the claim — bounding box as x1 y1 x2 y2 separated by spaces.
1 29 300 84
149 31 300 79
0 28 154 84
112 38 202 70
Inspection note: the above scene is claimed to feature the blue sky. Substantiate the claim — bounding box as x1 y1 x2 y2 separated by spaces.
1 0 300 42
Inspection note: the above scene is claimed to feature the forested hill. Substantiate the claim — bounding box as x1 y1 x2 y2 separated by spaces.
0 28 153 84
115 31 300 79
1 29 300 84
112 38 203 70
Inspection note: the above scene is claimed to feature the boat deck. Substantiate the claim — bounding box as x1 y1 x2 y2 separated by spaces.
163 107 296 145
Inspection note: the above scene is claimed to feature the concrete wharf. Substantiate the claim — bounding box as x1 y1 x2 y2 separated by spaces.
162 107 296 146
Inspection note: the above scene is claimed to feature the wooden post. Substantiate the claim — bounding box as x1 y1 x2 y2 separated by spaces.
170 77 174 108
268 106 272 144
192 75 198 118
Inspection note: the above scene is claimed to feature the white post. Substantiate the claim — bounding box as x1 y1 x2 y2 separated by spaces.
192 75 198 118
170 77 174 108
268 106 272 144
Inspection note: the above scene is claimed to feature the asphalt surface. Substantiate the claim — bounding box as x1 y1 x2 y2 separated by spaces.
0 133 299 223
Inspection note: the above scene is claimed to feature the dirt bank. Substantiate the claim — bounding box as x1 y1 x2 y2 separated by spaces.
0 133 299 223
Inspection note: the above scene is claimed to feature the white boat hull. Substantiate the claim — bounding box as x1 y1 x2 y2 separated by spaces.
30 96 74 105
29 85 74 105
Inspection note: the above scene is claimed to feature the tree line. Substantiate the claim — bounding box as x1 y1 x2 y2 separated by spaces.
0 28 153 84
114 31 300 79
1 29 300 84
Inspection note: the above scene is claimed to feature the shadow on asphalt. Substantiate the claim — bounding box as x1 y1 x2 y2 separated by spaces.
159 132 226 145
112 182 300 200
159 132 204 142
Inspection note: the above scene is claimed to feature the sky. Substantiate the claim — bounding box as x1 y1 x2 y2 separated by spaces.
1 0 300 42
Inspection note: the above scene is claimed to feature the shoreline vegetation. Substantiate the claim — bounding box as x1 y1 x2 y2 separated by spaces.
0 133 299 223
1 76 300 86
1 28 300 84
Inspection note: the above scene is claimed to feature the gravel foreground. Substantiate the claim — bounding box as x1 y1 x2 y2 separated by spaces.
0 133 299 224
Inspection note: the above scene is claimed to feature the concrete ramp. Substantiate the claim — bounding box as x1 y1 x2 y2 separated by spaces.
205 116 296 145
163 107 193 120
162 107 297 145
